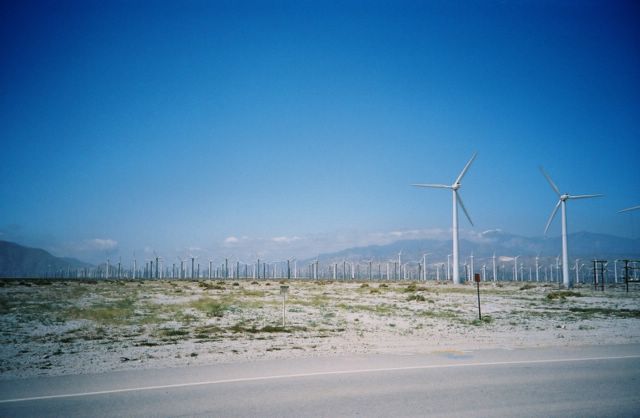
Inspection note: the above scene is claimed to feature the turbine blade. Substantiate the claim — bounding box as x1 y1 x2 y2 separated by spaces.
544 200 561 235
539 166 561 197
455 152 477 185
456 191 474 226
412 183 451 189
619 205 640 213
567 194 604 200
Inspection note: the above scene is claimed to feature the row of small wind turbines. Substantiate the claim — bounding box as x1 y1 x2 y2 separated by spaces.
412 153 638 288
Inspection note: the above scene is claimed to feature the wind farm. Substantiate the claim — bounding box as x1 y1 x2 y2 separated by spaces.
3 153 636 290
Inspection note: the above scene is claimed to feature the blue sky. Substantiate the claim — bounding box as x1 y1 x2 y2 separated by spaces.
1 1 639 263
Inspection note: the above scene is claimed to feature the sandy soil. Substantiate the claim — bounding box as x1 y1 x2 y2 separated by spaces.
1 279 639 379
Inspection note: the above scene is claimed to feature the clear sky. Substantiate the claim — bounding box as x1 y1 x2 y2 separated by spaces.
1 1 639 264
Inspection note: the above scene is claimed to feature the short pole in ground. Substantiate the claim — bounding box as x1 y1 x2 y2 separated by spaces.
280 285 289 327
474 273 481 320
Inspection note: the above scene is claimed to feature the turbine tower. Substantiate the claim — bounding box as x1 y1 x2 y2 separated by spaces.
422 253 430 281
413 153 477 285
492 253 497 282
540 167 603 288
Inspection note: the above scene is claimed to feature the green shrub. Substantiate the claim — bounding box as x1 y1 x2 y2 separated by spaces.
190 298 229 317
407 294 426 302
546 290 582 300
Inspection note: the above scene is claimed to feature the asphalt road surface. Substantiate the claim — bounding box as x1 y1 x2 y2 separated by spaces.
1 344 639 417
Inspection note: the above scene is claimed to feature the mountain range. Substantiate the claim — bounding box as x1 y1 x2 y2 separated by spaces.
0 240 92 278
306 230 640 266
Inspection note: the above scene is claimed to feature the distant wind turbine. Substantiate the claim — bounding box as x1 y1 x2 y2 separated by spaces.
492 253 497 282
422 253 430 281
540 166 603 288
133 252 137 280
413 153 477 285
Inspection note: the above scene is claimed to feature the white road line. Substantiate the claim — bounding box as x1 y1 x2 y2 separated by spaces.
1 354 638 404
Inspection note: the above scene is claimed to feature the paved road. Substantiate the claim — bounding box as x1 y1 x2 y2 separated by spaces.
1 344 639 417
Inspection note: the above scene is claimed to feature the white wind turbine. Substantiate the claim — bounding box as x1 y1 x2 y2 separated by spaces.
413 153 477 285
541 167 603 288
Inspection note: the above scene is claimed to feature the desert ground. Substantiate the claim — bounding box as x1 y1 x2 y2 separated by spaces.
1 278 639 379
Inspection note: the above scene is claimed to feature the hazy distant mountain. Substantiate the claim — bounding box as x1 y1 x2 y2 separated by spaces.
0 241 92 278
309 231 640 265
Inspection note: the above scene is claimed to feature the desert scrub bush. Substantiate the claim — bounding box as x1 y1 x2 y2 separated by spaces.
193 324 224 339
66 297 137 325
417 309 460 320
407 294 426 302
241 289 266 297
189 297 229 317
546 290 583 300
174 310 198 325
568 307 640 319
228 322 305 334
156 328 190 338
198 281 225 290
403 283 418 292
470 315 493 326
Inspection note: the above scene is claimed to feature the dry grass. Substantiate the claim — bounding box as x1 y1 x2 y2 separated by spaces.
1 279 639 378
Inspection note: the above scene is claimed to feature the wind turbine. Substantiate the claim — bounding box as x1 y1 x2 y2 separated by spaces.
133 252 137 280
492 253 497 282
178 257 185 279
422 253 430 281
189 255 198 279
540 166 603 288
413 153 477 285
153 251 162 279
